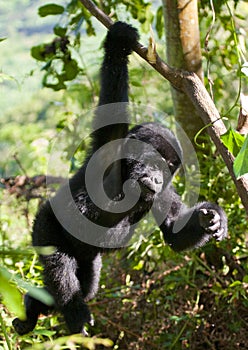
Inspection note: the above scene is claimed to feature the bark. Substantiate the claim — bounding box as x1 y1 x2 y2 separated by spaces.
80 0 248 214
162 0 205 143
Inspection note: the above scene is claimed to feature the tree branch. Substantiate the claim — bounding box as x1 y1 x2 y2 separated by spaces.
80 0 248 214
1 175 65 200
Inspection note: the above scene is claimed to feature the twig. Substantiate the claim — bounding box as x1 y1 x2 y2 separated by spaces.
80 0 248 214
1 175 65 199
13 153 28 177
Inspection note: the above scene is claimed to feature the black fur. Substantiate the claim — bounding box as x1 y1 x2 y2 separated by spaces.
13 22 227 335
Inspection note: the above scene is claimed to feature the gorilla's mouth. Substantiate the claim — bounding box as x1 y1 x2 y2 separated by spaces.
139 180 156 198
139 176 162 195
140 182 155 194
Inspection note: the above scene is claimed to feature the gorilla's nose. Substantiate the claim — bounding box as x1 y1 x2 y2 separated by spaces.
140 174 163 194
152 175 163 192
154 176 163 185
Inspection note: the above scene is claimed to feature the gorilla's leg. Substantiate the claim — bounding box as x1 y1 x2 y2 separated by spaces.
12 292 51 335
41 250 98 334
78 253 102 302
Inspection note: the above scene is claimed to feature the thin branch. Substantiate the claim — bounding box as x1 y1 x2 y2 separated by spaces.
80 0 113 28
1 175 65 199
13 153 28 177
80 0 248 214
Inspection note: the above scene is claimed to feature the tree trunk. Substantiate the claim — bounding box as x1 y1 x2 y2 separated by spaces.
162 0 205 144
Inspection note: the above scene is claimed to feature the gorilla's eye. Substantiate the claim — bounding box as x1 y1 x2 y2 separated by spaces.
141 153 165 169
156 158 167 168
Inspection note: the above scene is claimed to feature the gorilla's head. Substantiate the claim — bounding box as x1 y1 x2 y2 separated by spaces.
122 123 182 201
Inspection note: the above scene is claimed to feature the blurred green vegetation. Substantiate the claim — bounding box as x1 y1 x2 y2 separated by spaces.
0 1 248 349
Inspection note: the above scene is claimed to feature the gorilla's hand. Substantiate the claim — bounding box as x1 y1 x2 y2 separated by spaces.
199 207 227 241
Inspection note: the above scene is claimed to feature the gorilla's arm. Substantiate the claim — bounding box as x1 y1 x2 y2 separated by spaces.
77 22 139 200
152 186 228 252
91 22 139 152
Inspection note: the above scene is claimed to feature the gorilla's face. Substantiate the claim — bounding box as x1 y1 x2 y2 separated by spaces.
122 124 182 202
124 145 173 202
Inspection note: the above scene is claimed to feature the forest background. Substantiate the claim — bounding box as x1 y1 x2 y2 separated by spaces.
0 1 248 349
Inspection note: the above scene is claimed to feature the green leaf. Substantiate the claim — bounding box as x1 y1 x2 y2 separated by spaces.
64 58 79 81
38 4 64 17
229 280 242 288
156 6 164 39
34 329 56 336
85 20 96 36
54 25 67 37
220 128 245 157
233 135 248 178
243 275 248 283
14 274 54 306
133 260 144 270
31 44 46 61
130 80 143 87
0 266 53 308
0 267 25 319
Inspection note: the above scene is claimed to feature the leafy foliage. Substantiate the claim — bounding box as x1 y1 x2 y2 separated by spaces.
38 4 65 17
199 1 248 117
29 0 166 91
220 129 248 177
1 1 248 349
26 334 113 350
0 267 25 320
31 38 80 90
220 128 245 157
233 135 248 177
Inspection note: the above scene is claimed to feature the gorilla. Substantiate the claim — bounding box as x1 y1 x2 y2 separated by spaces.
13 21 227 335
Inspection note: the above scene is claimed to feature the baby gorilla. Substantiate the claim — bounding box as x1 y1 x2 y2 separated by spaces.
13 22 227 335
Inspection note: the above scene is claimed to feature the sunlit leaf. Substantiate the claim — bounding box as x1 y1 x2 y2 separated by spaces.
31 44 46 61
133 260 144 270
1 268 54 307
155 6 164 39
16 275 54 306
64 59 79 80
85 20 96 36
38 4 64 17
0 267 25 319
131 80 143 87
54 25 67 37
34 329 56 336
220 128 245 156
243 275 248 283
233 135 248 178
